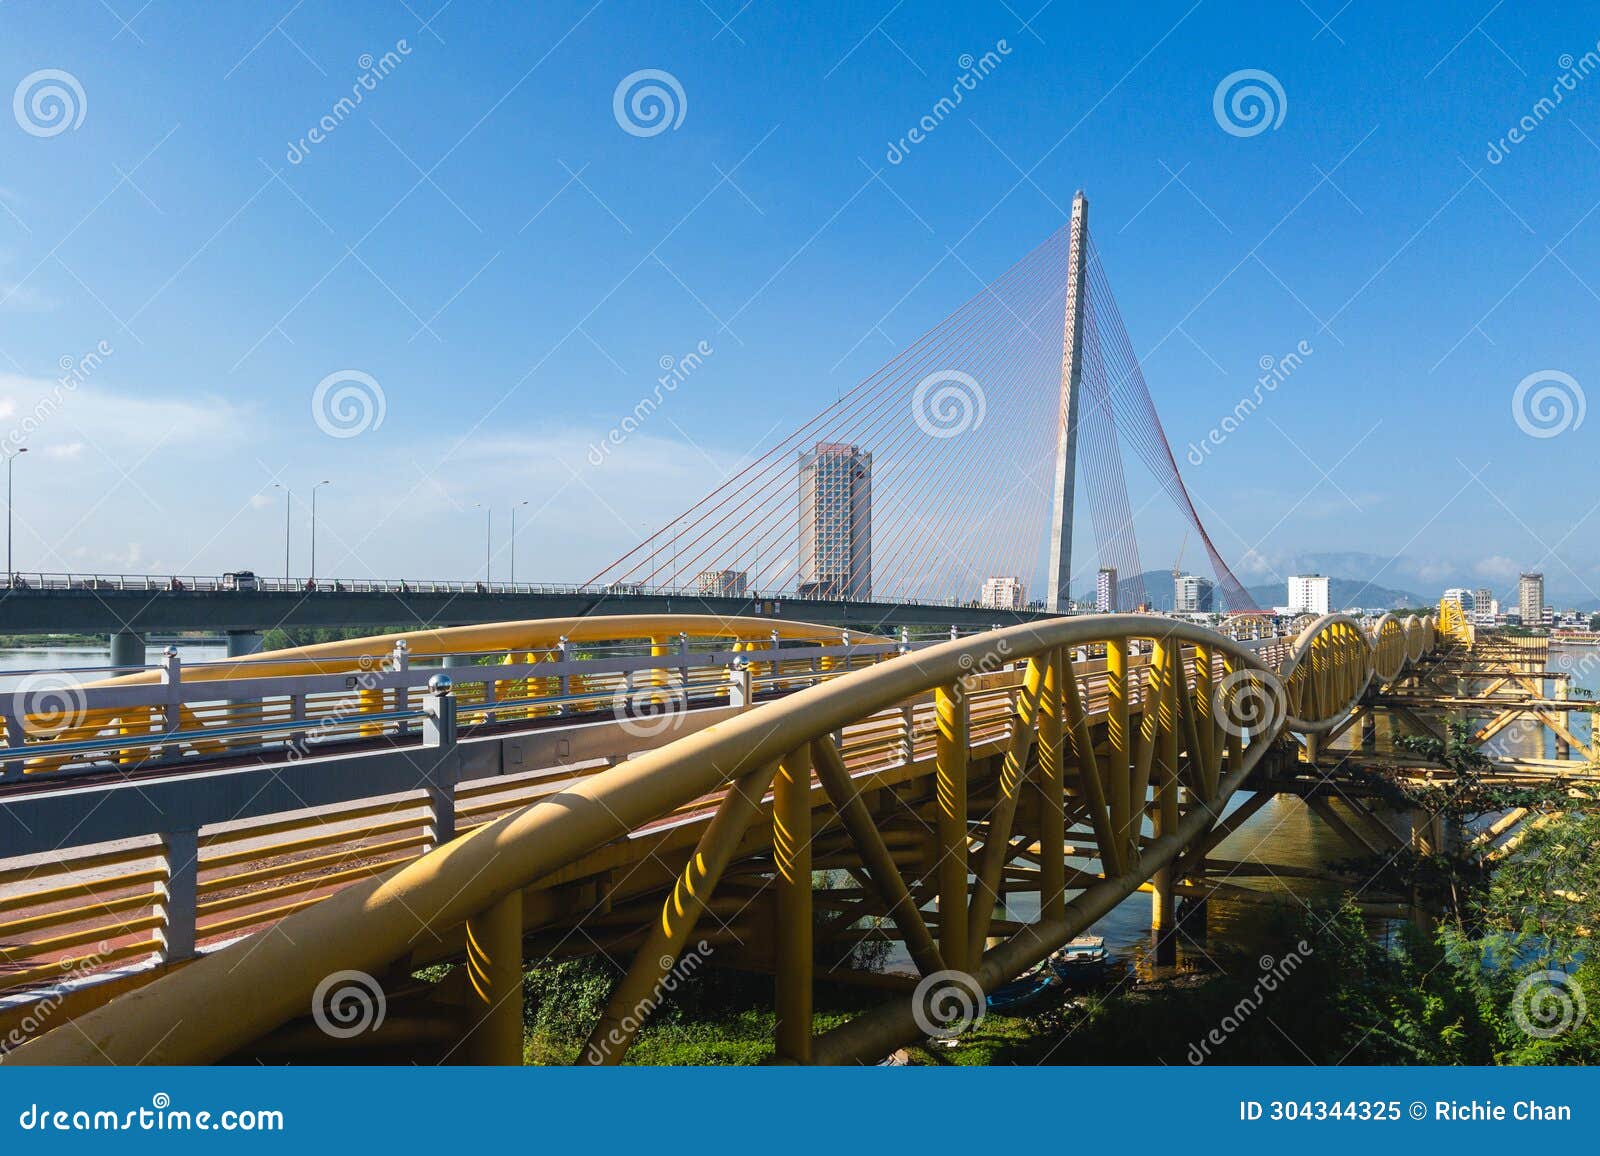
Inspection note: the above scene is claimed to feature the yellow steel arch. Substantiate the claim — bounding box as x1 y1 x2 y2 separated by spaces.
4 616 892 769
5 611 1434 1067
91 614 889 686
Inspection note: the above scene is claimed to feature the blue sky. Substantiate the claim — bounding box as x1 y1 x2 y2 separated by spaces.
0 1 1596 604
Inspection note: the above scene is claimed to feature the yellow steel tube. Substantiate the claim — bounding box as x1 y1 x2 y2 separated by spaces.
462 889 524 1065
579 760 778 1065
8 615 1283 1066
1106 642 1131 863
1037 649 1066 923
934 681 969 974
773 744 813 1063
809 738 943 978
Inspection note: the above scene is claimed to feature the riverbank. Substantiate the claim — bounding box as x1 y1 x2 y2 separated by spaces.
512 897 1599 1065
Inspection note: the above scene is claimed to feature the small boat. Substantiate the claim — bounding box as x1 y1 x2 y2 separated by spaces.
1049 935 1111 985
984 965 1059 1013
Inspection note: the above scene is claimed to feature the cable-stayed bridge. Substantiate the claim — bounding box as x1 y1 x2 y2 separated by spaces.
0 194 1253 660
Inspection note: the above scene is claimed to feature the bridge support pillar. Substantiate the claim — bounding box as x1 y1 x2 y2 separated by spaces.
462 889 525 1065
1150 865 1177 966
225 630 264 658
109 630 145 671
773 745 813 1064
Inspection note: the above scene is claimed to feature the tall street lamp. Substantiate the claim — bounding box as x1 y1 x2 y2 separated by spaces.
272 483 291 584
475 503 491 584
310 480 331 583
6 447 26 584
509 499 528 585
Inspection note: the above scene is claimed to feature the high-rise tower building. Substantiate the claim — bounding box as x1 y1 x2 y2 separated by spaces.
798 443 872 600
1518 572 1544 626
1287 574 1330 616
1095 567 1117 613
1175 574 1214 613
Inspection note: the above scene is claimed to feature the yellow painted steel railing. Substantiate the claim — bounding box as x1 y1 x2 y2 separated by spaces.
3 611 1435 1066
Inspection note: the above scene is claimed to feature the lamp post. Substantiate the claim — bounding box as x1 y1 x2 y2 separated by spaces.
6 447 26 584
509 499 528 585
475 504 492 584
272 483 291 584
310 480 331 583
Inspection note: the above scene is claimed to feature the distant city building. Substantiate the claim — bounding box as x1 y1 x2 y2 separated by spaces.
1287 574 1330 616
1096 567 1118 613
980 575 1025 611
798 442 872 601
1473 586 1495 625
1519 572 1545 628
696 569 749 598
1174 573 1214 613
1442 587 1476 617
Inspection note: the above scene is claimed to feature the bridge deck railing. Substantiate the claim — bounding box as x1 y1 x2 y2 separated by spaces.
0 570 1047 609
0 631 1311 1007
0 626 1043 781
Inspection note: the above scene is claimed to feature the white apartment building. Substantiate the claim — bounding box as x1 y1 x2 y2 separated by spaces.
980 575 1025 611
1287 574 1330 616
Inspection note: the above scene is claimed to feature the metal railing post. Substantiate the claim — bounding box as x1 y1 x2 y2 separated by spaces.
422 674 460 845
392 639 411 736
160 829 200 963
160 645 183 761
557 636 573 714
728 659 753 709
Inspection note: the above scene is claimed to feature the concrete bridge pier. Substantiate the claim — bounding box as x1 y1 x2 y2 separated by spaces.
225 630 264 658
109 630 146 671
